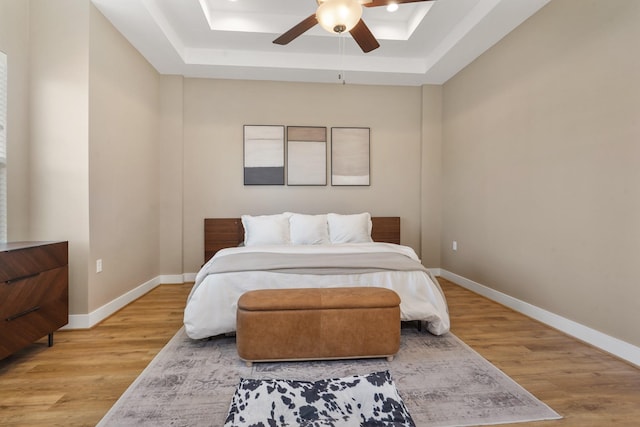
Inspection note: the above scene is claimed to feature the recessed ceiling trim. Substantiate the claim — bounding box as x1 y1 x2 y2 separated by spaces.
141 0 186 60
184 47 427 74
181 64 432 87
406 2 434 37
203 10 290 34
199 0 432 41
198 0 214 31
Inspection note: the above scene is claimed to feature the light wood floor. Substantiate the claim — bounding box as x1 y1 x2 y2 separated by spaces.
1 279 639 426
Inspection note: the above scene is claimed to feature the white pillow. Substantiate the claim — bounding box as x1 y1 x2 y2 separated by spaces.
289 214 329 245
327 213 373 244
241 214 291 246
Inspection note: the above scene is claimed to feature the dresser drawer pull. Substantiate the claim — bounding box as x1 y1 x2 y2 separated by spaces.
6 306 41 322
4 272 41 285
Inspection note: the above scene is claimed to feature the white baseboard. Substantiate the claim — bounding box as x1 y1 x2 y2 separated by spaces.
439 269 640 368
63 275 185 330
428 267 442 276
160 274 190 284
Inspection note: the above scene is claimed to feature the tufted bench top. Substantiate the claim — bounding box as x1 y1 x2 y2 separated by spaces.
237 287 401 311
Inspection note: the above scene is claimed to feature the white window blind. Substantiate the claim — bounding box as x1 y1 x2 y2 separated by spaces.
0 52 7 242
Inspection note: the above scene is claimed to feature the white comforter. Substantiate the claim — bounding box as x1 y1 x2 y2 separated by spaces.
183 243 450 339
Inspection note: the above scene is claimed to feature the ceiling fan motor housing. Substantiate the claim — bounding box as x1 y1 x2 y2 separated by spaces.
333 24 347 33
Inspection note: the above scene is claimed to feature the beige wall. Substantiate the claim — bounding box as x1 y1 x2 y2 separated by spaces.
0 0 30 241
421 85 442 268
181 79 429 272
29 0 91 314
442 0 640 346
88 5 161 311
158 75 184 276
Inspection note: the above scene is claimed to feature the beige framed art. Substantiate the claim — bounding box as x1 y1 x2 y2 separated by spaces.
287 126 327 186
331 127 370 186
243 125 285 185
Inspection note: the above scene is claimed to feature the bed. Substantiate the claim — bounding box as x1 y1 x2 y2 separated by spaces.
183 213 450 339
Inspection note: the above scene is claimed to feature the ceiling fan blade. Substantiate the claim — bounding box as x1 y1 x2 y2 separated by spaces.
350 19 380 53
273 14 318 45
364 0 432 7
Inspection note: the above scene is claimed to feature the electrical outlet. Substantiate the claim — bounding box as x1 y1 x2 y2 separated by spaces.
452 241 457 251
96 259 103 273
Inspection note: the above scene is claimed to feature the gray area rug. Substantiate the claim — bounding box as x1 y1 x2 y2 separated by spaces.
97 327 560 427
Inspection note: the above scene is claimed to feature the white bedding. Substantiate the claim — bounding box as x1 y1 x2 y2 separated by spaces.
183 242 450 339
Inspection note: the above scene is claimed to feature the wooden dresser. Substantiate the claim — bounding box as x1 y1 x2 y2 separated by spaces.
0 241 68 359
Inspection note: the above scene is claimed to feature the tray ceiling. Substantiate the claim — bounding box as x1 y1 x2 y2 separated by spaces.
92 0 551 86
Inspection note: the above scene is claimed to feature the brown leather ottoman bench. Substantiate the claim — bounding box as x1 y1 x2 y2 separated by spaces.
236 287 401 366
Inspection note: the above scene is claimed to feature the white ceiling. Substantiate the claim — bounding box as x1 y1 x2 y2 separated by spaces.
91 0 551 86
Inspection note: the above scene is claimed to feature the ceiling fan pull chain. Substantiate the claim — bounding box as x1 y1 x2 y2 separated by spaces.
338 32 346 85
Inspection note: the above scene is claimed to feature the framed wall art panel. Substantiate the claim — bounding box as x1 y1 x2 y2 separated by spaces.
287 126 327 186
243 125 285 185
331 127 370 186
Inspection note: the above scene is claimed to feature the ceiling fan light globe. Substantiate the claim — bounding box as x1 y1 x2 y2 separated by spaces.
316 0 363 34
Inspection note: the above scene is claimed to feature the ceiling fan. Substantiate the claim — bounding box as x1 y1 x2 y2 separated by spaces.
273 0 434 53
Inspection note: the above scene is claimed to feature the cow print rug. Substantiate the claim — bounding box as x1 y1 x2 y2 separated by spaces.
224 370 415 427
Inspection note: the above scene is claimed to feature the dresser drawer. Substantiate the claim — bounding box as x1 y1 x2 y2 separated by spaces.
0 300 68 357
0 267 67 321
0 241 68 282
0 241 68 360
0 266 68 358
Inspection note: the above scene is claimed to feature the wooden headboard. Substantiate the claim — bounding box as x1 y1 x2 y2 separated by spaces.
204 217 400 264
